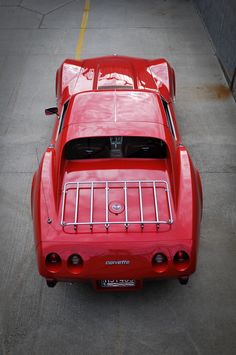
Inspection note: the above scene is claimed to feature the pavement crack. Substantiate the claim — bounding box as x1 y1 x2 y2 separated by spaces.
43 0 76 16
38 14 45 29
19 5 43 16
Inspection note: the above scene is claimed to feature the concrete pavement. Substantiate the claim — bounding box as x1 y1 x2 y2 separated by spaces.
0 1 235 354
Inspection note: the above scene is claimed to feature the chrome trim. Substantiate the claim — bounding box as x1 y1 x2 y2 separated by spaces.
124 181 128 228
90 182 94 230
61 179 174 230
74 182 79 230
105 181 109 229
153 181 159 222
138 181 144 228
167 104 177 140
55 100 69 141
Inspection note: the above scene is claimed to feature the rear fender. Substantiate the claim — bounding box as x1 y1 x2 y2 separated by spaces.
32 149 58 247
176 146 202 261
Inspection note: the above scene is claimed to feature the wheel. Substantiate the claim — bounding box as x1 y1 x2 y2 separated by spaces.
46 280 57 288
178 276 189 285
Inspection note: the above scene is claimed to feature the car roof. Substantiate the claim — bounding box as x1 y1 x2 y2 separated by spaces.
66 90 166 126
60 90 172 144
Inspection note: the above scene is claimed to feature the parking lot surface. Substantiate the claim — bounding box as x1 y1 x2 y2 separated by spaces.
0 1 236 354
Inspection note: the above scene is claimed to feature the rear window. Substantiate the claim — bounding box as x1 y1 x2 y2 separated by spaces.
64 136 167 160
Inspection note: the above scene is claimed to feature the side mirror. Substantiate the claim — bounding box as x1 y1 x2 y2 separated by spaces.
45 107 58 116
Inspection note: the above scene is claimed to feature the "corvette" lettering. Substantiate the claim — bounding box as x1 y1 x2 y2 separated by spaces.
105 260 130 265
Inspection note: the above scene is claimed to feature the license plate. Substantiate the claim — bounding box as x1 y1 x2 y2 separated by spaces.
100 279 136 288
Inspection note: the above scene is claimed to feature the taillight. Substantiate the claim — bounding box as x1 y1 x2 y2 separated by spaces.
68 254 82 266
173 250 190 271
46 253 61 265
67 254 83 274
153 253 167 265
152 253 168 273
45 253 62 273
174 251 189 263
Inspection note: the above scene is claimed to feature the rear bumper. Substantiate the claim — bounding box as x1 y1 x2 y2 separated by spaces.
36 239 197 283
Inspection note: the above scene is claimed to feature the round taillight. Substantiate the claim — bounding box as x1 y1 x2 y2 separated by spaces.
45 253 62 273
68 254 82 266
153 253 167 264
46 253 61 265
152 253 168 273
174 251 189 264
67 254 83 274
173 250 190 271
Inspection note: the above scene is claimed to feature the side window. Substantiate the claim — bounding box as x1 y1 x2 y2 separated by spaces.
161 99 176 139
56 101 69 140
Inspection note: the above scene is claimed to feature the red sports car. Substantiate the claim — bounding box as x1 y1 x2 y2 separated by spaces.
31 55 202 290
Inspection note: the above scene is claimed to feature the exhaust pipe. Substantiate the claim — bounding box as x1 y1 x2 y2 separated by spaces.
178 276 189 285
46 279 57 288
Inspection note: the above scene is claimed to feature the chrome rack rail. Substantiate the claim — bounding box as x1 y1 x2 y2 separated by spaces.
61 180 173 230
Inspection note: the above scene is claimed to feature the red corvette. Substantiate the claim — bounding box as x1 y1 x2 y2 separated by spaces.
31 55 202 290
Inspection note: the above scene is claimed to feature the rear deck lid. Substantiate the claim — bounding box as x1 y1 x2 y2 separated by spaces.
60 177 173 233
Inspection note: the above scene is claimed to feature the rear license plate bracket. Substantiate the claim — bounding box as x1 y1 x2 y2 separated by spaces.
99 279 136 288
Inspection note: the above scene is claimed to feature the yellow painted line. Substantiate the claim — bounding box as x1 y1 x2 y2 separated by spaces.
75 0 90 59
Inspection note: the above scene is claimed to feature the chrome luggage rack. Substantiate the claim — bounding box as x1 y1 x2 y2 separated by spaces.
61 179 173 230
